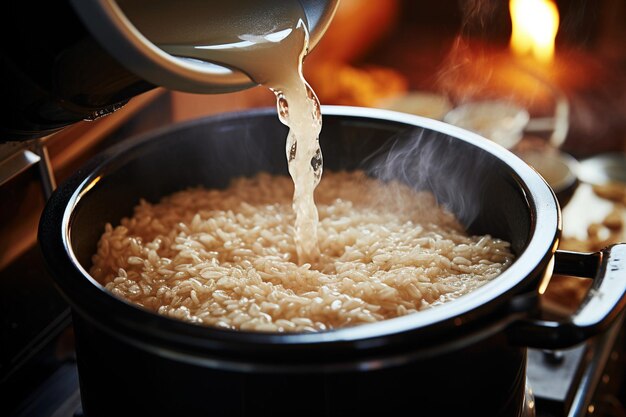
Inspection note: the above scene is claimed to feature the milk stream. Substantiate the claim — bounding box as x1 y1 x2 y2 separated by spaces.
159 4 322 263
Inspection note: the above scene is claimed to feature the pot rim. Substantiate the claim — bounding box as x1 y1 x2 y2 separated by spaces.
42 105 560 356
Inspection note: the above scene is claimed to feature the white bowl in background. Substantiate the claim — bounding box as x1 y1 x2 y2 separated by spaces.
443 100 530 149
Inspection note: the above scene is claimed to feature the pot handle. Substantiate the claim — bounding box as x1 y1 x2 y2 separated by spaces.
507 243 626 349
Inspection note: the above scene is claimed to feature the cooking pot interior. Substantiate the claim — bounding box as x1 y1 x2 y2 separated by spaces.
68 110 533 272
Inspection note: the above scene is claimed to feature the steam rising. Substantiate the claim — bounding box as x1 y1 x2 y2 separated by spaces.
458 0 502 36
362 127 494 229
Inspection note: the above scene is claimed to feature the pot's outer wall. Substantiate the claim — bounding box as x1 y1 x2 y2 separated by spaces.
74 313 527 416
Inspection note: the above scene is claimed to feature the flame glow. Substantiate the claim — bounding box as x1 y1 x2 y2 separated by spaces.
509 0 559 63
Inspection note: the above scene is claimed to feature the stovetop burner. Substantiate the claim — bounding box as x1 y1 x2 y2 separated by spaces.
528 314 626 417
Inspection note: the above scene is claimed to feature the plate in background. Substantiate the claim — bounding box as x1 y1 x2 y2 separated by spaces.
576 152 626 185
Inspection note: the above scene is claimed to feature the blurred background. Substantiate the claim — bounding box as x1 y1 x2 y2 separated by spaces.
2 1 626 416
169 0 626 155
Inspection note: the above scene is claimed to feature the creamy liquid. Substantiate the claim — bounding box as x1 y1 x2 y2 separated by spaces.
145 1 322 263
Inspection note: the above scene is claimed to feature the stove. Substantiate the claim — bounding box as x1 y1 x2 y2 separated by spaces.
1 95 626 417
529 315 626 417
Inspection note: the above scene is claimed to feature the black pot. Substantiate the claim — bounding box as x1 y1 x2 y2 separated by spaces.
39 106 626 417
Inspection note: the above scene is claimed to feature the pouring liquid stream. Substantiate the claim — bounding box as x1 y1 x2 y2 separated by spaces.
159 6 322 264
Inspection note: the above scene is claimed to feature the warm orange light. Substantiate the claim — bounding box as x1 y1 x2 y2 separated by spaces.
509 0 559 63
